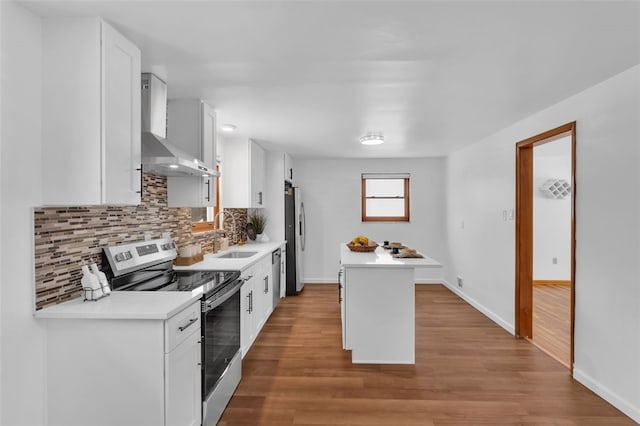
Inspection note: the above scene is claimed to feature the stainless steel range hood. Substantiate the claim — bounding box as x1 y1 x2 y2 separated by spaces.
141 73 217 177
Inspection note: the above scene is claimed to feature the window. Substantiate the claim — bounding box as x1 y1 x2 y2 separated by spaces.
361 173 410 222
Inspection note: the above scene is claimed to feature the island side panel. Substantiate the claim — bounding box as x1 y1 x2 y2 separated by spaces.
345 266 415 364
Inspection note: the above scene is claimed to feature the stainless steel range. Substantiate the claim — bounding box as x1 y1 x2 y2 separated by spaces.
102 237 242 426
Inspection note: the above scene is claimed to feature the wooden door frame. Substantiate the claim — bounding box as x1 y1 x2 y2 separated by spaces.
515 121 576 371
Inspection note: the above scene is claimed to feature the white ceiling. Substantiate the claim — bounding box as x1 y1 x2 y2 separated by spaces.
20 0 640 158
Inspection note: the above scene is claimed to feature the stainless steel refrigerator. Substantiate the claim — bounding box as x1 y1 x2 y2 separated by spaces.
285 182 305 295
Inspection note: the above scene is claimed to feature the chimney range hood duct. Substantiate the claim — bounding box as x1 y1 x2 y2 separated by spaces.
141 73 217 177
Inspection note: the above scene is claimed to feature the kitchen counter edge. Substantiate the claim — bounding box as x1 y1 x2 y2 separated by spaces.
34 291 200 320
174 241 286 272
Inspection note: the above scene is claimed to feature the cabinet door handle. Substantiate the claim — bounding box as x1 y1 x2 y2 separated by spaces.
264 276 269 293
136 166 143 194
289 168 293 180
246 292 252 313
249 291 253 313
258 191 263 205
205 179 211 202
178 317 198 332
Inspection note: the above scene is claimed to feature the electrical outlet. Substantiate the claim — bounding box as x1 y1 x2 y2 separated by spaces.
457 276 463 288
552 257 558 264
502 210 508 221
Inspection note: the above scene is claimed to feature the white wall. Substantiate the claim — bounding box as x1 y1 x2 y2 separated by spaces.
445 65 640 422
294 157 448 283
533 138 572 280
0 2 46 425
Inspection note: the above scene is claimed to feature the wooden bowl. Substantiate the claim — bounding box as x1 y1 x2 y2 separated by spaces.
346 242 378 252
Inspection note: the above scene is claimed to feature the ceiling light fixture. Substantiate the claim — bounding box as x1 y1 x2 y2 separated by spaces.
359 132 384 145
221 124 237 132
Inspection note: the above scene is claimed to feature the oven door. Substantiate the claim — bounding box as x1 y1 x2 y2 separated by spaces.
202 281 242 400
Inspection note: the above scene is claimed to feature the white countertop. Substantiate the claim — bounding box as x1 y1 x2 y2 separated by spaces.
340 244 442 268
34 291 200 320
174 241 286 272
35 241 286 320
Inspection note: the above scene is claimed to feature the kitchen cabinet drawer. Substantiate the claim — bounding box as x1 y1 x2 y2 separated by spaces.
165 301 201 353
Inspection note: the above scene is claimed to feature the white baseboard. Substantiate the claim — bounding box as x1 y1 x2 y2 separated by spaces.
442 280 515 335
302 279 335 284
303 279 444 285
573 368 640 424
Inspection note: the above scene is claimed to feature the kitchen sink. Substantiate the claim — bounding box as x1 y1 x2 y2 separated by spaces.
216 251 258 259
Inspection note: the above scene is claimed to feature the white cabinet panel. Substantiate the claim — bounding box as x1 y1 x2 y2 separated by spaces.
42 18 141 206
240 254 275 358
221 139 266 208
165 329 202 426
284 152 294 183
167 99 217 207
250 142 266 207
240 268 257 357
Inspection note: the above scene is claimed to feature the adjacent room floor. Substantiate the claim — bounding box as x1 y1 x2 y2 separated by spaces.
220 285 633 425
531 283 572 368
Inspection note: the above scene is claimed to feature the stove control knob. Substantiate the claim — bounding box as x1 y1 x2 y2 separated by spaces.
123 251 133 260
114 253 125 262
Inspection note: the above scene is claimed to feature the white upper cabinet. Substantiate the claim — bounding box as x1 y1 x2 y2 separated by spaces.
42 18 141 206
166 100 217 207
284 152 294 183
221 139 266 208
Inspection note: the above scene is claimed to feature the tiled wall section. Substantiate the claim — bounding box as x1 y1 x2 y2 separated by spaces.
34 174 247 310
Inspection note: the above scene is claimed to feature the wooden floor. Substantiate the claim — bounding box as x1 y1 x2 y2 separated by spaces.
219 285 633 425
532 284 571 368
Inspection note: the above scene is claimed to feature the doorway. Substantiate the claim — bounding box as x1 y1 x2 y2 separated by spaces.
515 122 576 371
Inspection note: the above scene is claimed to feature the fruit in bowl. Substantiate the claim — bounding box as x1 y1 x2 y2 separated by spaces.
351 235 369 246
347 236 378 252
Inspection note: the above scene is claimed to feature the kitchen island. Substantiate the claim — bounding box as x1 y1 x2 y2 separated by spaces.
339 244 441 364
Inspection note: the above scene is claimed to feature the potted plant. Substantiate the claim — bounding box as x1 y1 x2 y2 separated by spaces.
248 210 268 242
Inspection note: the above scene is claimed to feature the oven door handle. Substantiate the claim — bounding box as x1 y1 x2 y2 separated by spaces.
203 281 242 313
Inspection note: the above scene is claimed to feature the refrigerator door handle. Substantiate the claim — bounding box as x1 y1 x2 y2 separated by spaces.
299 202 306 251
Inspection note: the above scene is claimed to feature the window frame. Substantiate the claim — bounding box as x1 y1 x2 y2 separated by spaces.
361 174 410 222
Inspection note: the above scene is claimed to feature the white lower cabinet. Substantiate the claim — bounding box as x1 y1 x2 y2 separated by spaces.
339 267 348 349
45 301 201 426
240 266 258 357
240 255 274 358
165 330 202 426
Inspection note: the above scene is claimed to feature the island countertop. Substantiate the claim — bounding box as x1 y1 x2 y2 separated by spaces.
340 244 441 268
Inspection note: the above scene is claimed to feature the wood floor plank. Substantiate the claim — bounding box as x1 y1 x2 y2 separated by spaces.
532 284 571 367
218 285 633 425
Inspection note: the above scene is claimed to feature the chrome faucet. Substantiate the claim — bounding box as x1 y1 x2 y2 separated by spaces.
212 211 224 235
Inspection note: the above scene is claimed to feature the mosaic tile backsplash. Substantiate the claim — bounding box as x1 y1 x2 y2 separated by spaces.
33 174 247 310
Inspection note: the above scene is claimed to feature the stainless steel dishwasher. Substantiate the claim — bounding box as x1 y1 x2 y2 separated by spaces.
272 248 281 308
